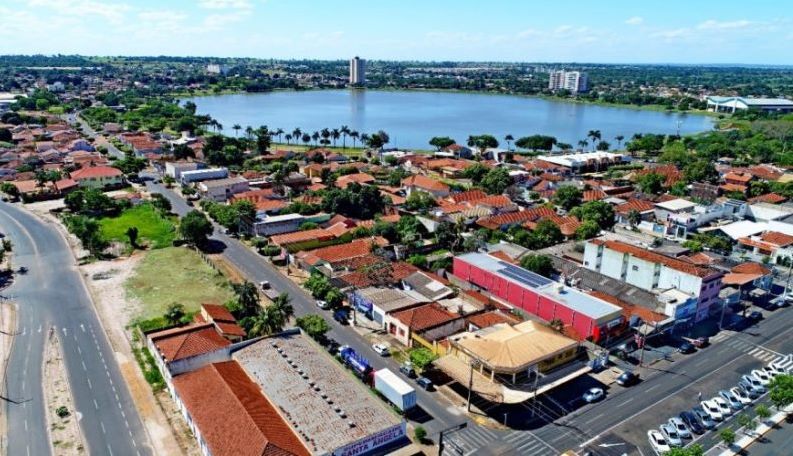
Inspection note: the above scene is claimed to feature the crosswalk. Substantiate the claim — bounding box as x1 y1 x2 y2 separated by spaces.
443 426 557 456
717 333 782 362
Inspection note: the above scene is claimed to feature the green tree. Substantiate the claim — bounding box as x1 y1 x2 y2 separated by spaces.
553 186 583 211
429 136 455 151
467 134 499 156
296 314 331 339
719 429 735 448
636 172 666 194
665 445 703 456
755 404 771 420
575 220 601 240
164 303 185 326
179 210 213 246
519 254 554 278
683 160 719 184
480 167 511 195
571 201 616 230
405 191 436 212
64 215 107 255
515 135 557 152
414 426 427 444
324 288 344 308
768 373 793 409
0 182 19 199
462 163 489 184
409 348 438 370
232 281 260 318
737 413 756 434
659 141 689 167
626 209 641 227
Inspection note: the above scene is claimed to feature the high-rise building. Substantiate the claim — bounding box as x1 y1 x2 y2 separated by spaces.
349 56 365 85
548 70 588 93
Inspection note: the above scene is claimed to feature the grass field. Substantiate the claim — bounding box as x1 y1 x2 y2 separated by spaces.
99 203 176 249
125 247 234 320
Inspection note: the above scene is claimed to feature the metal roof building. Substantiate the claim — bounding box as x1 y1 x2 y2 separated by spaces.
452 252 623 342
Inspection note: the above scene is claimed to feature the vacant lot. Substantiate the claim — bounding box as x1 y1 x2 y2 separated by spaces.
125 247 234 320
99 203 176 249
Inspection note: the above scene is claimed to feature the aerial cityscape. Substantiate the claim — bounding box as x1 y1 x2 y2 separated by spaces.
1 1 792 456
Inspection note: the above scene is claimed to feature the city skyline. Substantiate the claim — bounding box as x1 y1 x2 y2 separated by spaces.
0 0 791 64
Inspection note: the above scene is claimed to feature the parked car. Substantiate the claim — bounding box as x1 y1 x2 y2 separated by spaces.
316 300 329 310
770 356 793 374
582 387 605 403
692 406 717 429
399 363 417 379
416 377 434 391
700 400 724 421
333 309 350 325
659 424 683 447
749 310 763 321
679 411 705 434
616 371 640 387
712 396 733 416
325 340 341 356
730 386 753 405
668 417 691 439
718 390 744 411
739 376 765 395
678 342 696 354
372 343 390 356
648 430 671 454
751 369 772 386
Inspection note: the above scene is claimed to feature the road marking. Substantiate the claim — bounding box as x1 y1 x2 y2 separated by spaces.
100 422 106 434
107 444 113 456
81 360 87 370
619 397 634 406
24 419 28 431
646 384 661 392
77 346 81 355
584 412 605 425
93 399 99 409
748 347 761 356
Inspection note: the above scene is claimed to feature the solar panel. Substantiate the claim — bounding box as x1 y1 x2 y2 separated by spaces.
497 261 553 288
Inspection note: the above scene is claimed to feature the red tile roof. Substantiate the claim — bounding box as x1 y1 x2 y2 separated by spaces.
724 172 753 183
298 238 386 265
446 190 488 204
70 165 123 180
402 174 450 192
720 183 747 193
591 239 719 278
749 165 783 181
761 231 793 246
473 195 514 208
749 193 787 204
583 189 607 202
230 188 276 203
615 199 656 215
477 206 556 230
202 304 236 323
337 261 419 288
731 262 771 275
466 311 519 329
254 199 288 212
269 228 335 246
149 323 231 362
335 173 375 189
634 165 682 187
392 303 461 332
172 361 310 456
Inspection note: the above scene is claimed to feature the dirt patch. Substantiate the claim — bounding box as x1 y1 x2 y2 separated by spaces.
207 254 246 284
44 330 85 455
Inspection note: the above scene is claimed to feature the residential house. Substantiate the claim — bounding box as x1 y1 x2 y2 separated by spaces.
197 176 249 202
386 303 466 347
401 174 450 198
70 165 124 189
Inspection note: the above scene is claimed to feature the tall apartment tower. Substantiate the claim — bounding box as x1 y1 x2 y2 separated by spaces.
548 70 588 93
349 56 365 85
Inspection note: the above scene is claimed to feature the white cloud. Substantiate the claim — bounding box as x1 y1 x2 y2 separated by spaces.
26 0 131 24
697 19 752 30
650 28 692 39
625 16 643 26
202 11 249 29
198 0 253 9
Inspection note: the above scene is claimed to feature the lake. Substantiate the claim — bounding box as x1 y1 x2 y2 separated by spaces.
185 90 714 150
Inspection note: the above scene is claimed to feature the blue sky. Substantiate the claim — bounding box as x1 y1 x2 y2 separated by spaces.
1 0 791 64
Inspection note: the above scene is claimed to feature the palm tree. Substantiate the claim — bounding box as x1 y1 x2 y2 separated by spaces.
350 130 359 148
340 125 350 149
615 135 625 150
504 134 514 151
233 124 242 137
274 128 284 144
587 130 601 151
577 139 588 150
292 127 302 141
301 133 311 146
320 128 331 145
284 133 292 145
331 128 341 147
311 131 320 146
247 309 276 337
244 126 254 140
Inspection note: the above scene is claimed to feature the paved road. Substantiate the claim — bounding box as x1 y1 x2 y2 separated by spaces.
743 418 793 456
0 203 151 456
145 180 464 436
65 113 125 158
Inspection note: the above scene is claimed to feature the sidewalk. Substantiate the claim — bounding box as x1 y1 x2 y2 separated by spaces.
706 403 792 456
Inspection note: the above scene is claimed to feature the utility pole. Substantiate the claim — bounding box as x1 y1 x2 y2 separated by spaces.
466 362 473 412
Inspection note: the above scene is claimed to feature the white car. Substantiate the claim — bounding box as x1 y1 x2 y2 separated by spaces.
718 390 744 411
659 424 683 447
741 375 767 394
667 417 691 439
316 300 329 309
372 343 390 356
700 400 724 421
730 387 753 405
648 430 671 454
751 369 772 386
765 363 786 376
712 396 733 416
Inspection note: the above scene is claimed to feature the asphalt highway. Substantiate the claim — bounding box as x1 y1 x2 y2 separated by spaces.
0 203 151 456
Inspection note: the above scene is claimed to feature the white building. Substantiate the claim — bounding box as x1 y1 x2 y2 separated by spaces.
583 239 723 322
180 167 228 184
350 56 365 85
706 96 793 113
197 176 249 202
205 63 229 75
536 151 629 172
548 70 588 93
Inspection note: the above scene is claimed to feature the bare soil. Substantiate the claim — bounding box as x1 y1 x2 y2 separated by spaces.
44 330 85 455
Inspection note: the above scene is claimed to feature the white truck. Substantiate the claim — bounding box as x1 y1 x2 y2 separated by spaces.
259 280 281 301
373 368 417 412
